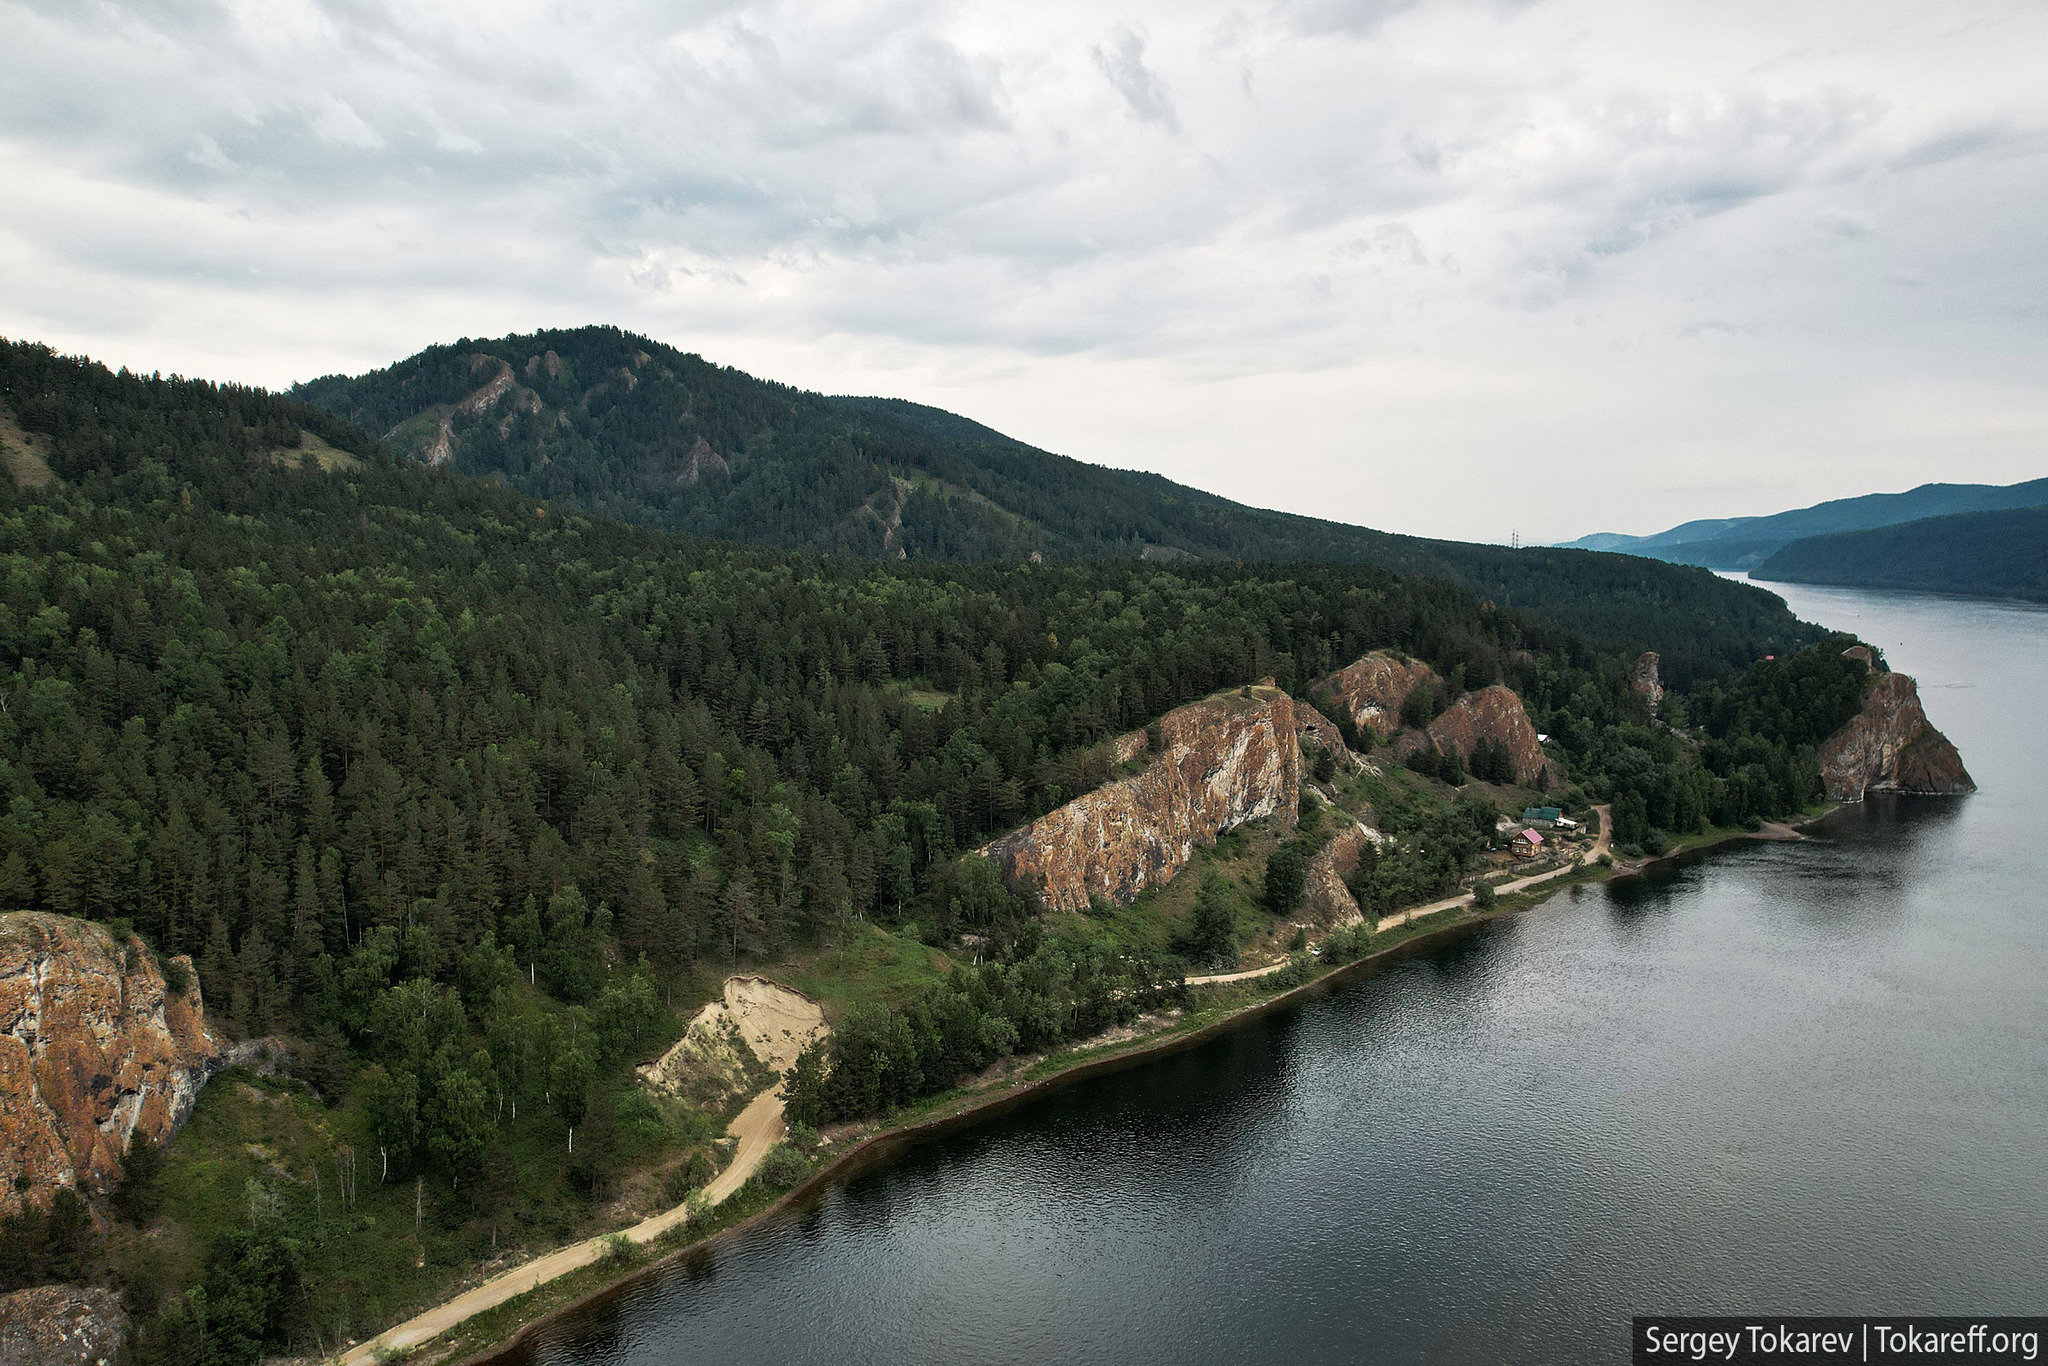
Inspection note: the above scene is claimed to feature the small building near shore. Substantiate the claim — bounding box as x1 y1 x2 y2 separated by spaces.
1521 806 1562 827
1511 828 1545 860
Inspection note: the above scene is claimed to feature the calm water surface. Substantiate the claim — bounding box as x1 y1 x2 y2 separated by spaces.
509 581 2048 1365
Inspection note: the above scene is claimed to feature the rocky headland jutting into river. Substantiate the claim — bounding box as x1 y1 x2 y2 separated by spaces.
1817 649 1975 800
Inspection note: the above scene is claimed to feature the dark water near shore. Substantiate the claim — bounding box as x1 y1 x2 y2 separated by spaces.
506 581 2048 1365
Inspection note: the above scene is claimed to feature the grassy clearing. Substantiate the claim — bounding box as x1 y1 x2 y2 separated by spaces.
762 920 960 1020
268 430 364 472
0 402 55 487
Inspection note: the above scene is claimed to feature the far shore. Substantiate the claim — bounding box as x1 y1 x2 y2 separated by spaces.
405 805 1836 1366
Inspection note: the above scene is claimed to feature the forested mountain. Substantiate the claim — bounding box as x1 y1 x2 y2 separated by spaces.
1559 476 2048 569
14 332 1684 975
1755 506 2048 602
0 330 1854 1086
0 335 1886 1366
291 326 1813 687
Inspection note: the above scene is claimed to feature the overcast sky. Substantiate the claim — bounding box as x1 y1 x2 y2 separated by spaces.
3 0 2044 543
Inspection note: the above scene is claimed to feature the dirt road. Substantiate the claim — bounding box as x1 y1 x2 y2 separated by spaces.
335 978 828 1366
1187 804 1612 988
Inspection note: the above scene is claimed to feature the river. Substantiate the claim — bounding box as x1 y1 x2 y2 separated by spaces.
502 580 2048 1364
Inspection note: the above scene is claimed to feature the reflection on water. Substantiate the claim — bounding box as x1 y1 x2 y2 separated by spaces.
503 583 2048 1366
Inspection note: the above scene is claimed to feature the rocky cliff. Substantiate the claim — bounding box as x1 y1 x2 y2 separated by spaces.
979 687 1304 910
1314 652 1553 786
1628 651 1664 713
1299 816 1387 927
1297 703 1367 775
1423 685 1552 786
1312 652 1437 736
0 914 220 1216
1819 672 1975 802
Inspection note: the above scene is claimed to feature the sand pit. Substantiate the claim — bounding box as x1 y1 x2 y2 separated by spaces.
639 975 826 1101
716 975 827 1070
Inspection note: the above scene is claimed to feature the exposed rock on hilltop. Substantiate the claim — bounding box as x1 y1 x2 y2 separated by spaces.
1819 673 1975 801
1423 685 1552 787
1313 652 1551 787
0 913 220 1216
1628 651 1664 713
1312 652 1437 736
979 687 1304 910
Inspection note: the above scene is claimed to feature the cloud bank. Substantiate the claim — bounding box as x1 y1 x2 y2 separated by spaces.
2 0 2045 540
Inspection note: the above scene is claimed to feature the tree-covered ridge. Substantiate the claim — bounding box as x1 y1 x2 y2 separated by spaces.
0 336 1878 1364
0 336 1620 995
291 326 1819 688
1755 506 2048 603
1561 476 2048 570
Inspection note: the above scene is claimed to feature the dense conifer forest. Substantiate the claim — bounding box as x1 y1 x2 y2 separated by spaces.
292 326 1818 688
0 337 1874 1364
1755 506 2048 602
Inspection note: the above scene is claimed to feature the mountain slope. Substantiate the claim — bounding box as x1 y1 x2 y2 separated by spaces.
291 325 1816 685
1560 477 2048 569
0 336 1923 1366
1754 505 2048 602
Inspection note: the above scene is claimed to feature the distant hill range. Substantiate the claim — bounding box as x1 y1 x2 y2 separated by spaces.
1754 506 2048 603
1559 478 2048 570
291 325 1813 684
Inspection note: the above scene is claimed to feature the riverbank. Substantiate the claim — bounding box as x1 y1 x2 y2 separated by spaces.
376 806 1848 1366
417 871 1617 1366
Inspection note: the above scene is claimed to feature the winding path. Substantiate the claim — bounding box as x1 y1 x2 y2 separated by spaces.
335 813 1610 1363
334 1083 788 1366
1187 805 1612 988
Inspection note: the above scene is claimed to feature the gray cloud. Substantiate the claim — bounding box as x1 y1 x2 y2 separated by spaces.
1 0 2045 543
1092 28 1179 131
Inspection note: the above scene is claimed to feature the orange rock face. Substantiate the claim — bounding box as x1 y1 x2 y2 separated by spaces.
1312 652 1439 737
979 688 1304 910
1819 672 1975 802
0 913 219 1215
1424 684 1552 786
1296 703 1366 774
1628 651 1664 713
1299 816 1385 926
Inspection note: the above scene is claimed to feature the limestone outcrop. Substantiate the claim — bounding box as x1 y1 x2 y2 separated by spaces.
979 687 1304 910
1423 685 1552 787
0 1286 127 1366
1628 651 1664 713
0 913 220 1216
1297 703 1367 775
1819 673 1975 802
1314 652 1552 786
1299 817 1387 927
1312 652 1438 737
